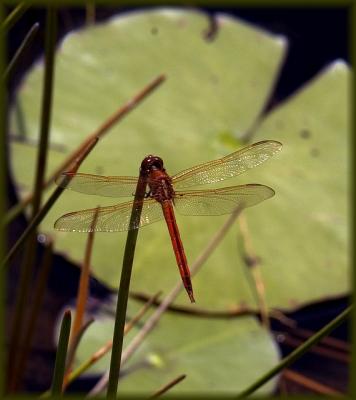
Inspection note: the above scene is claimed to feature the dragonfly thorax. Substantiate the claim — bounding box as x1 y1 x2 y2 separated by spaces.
148 171 175 202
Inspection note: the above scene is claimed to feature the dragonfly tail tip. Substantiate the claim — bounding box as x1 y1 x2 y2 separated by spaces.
188 292 196 303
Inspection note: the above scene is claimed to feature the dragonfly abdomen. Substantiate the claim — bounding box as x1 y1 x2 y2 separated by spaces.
161 200 195 303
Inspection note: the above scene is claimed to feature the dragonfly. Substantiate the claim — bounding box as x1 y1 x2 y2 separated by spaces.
55 140 282 302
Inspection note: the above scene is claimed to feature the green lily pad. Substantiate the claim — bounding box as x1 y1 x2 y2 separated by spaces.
10 8 349 394
73 302 279 395
10 9 290 307
243 61 350 308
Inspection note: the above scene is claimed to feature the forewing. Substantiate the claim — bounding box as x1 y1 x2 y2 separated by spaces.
55 172 139 197
174 184 275 216
172 140 282 189
54 198 163 232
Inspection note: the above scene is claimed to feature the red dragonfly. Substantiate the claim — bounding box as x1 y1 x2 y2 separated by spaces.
55 140 282 302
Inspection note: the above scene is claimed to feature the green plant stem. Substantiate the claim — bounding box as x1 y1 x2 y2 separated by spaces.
0 6 6 397
85 1 96 25
50 310 72 396
106 175 148 398
63 291 161 389
70 208 99 341
6 135 96 390
2 137 98 269
236 304 353 398
90 206 243 396
41 318 94 398
6 9 57 390
12 239 53 387
64 209 99 384
32 7 56 216
3 74 165 226
3 22 39 81
2 200 23 226
3 183 72 268
2 3 30 32
65 318 94 372
150 374 186 398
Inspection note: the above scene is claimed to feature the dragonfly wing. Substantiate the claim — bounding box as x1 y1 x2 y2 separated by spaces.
54 198 163 232
174 184 275 216
55 172 139 197
172 140 282 189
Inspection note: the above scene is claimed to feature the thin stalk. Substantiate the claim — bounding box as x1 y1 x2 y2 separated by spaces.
283 369 342 395
3 74 166 226
64 291 161 389
2 184 67 267
32 7 56 216
150 374 186 398
12 238 53 385
236 304 353 398
238 214 269 330
132 292 350 362
64 208 99 383
7 9 57 390
41 318 94 397
276 331 349 363
70 208 99 338
85 2 96 25
0 5 6 396
106 174 148 398
288 325 350 352
90 206 243 396
250 267 269 328
65 317 94 375
50 310 71 396
2 137 98 269
130 290 261 319
2 3 30 32
3 22 39 81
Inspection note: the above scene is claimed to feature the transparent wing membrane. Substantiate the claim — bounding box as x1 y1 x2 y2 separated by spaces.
172 140 282 189
55 172 138 198
54 198 163 232
174 184 275 216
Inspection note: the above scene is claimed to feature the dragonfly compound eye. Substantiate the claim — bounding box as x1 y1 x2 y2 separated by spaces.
141 155 164 171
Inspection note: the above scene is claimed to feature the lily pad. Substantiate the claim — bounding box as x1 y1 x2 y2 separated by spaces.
243 60 350 308
73 302 279 395
10 8 349 394
10 9 290 307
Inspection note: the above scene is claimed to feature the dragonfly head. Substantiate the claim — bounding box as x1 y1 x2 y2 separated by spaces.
141 155 164 174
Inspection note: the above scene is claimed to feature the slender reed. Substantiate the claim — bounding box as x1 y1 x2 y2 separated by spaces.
2 137 98 269
64 291 161 389
150 374 186 398
11 238 53 385
283 369 341 395
236 304 352 398
7 9 57 390
90 206 243 395
4 74 166 225
50 310 71 396
238 214 269 329
64 318 94 376
6 133 96 387
106 171 148 398
3 22 39 81
64 208 99 383
0 5 6 395
32 8 56 215
2 3 30 32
